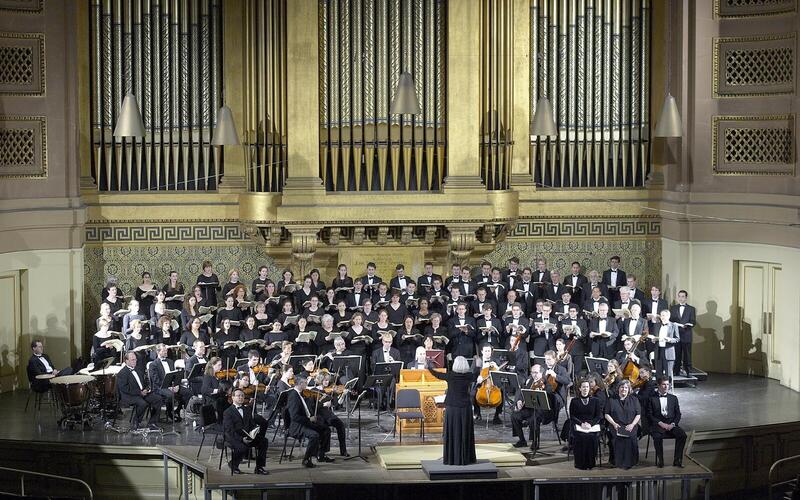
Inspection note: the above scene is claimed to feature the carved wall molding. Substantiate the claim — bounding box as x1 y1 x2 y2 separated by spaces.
713 33 795 97
0 32 45 95
714 0 796 18
0 115 46 178
0 0 42 13
712 115 795 176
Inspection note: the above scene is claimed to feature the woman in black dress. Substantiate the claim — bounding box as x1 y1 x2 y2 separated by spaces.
135 272 158 320
569 378 603 470
331 264 354 302
604 379 641 469
426 356 477 465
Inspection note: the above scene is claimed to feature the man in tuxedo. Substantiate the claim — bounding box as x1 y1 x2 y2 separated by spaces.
118 352 161 430
444 263 462 290
613 286 638 314
647 377 687 468
223 388 269 474
472 345 504 424
27 340 72 393
502 257 521 290
514 267 535 307
371 333 402 409
552 290 576 319
148 344 192 421
533 259 552 301
626 276 646 303
602 256 627 304
448 303 477 359
475 303 503 349
359 262 382 295
544 271 565 303
645 286 669 336
589 303 619 359
458 267 476 298
470 286 497 319
653 310 680 379
286 376 332 468
346 279 369 310
583 286 609 317
531 303 558 356
582 270 609 305
389 264 411 294
401 282 420 313
474 261 493 284
563 262 588 303
559 305 589 376
487 267 509 303
670 290 696 376
185 340 208 395
416 261 442 293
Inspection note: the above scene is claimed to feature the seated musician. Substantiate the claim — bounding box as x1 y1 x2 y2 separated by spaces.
407 346 432 370
321 337 355 385
117 351 161 430
647 376 687 468
286 375 333 468
270 341 293 369
27 339 72 393
148 344 192 422
554 337 574 381
312 370 350 458
234 373 269 406
473 344 503 425
184 340 208 395
511 364 552 450
370 332 401 410
276 364 294 392
223 388 269 475
511 351 570 449
201 357 228 421
615 337 647 368
243 349 268 385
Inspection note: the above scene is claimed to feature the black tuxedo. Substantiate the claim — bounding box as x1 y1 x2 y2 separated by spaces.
502 315 530 352
345 291 369 310
628 288 647 303
602 268 627 290
457 280 477 298
223 403 268 469
117 364 161 427
562 274 589 301
148 357 192 414
582 282 609 304
559 317 589 374
27 354 58 392
371 346 401 407
358 275 383 295
501 269 521 290
543 282 566 303
286 388 331 460
389 276 412 293
582 298 609 317
588 316 619 358
470 297 497 319
670 303 696 373
530 314 558 355
448 316 477 358
416 273 443 292
475 316 504 348
647 393 687 465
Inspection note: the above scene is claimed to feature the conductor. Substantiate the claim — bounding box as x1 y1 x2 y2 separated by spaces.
427 356 478 465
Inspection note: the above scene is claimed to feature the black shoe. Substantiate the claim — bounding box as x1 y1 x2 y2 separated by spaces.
512 440 527 448
492 416 503 425
656 458 664 468
474 414 483 422
673 460 684 468
149 424 161 431
302 458 316 468
254 467 269 475
318 455 335 463
341 452 350 458
228 461 243 475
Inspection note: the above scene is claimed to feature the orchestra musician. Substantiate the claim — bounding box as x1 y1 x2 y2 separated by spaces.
473 345 504 424
371 332 401 410
510 364 553 450
559 305 588 376
223 388 269 475
27 339 72 393
312 370 349 457
286 375 334 468
117 351 161 430
184 340 208 394
148 343 192 422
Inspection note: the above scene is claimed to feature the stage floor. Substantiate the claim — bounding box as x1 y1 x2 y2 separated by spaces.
1 373 797 449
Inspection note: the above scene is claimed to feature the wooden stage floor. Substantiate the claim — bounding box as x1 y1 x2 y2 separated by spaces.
0 373 796 495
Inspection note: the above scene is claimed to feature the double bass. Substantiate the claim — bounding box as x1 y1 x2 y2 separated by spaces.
475 360 508 408
621 332 649 385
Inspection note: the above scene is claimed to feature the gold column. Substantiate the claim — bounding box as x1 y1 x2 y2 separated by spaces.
447 225 479 266
510 0 533 186
219 0 247 192
443 0 484 191
283 0 323 192
290 227 320 277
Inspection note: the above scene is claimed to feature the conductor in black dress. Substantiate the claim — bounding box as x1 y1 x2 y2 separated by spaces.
427 356 477 466
223 388 269 475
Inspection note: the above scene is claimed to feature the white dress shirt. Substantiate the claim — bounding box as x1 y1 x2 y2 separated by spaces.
36 355 54 373
659 394 668 417
130 367 144 390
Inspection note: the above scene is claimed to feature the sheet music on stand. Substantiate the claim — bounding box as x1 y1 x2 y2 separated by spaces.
331 355 362 379
585 356 610 375
187 362 207 380
520 388 551 411
491 349 510 366
288 355 316 374
489 370 520 392
373 361 404 381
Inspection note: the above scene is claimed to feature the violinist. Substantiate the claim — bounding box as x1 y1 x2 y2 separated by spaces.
286 375 333 468
243 350 269 385
312 370 350 458
270 341 293 371
554 338 574 380
476 303 503 349
275 364 294 392
634 365 657 436
604 359 624 397
543 350 571 410
588 372 609 413
472 345 503 425
202 357 227 420
511 364 554 450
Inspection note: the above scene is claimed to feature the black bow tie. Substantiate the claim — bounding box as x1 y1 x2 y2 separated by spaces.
659 395 668 398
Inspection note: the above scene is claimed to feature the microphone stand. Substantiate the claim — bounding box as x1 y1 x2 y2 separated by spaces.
345 390 368 462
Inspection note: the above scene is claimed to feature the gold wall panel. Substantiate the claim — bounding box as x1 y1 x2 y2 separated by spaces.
714 0 796 18
712 115 795 176
713 33 796 97
0 31 45 95
338 246 426 282
0 115 47 178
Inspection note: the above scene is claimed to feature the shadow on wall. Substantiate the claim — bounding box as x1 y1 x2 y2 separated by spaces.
695 300 731 373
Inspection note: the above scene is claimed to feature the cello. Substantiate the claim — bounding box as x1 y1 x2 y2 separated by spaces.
475 360 508 408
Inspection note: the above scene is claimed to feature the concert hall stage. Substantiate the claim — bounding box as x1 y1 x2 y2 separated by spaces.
0 374 798 499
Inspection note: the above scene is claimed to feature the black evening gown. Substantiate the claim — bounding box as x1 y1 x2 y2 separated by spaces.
427 368 477 466
569 396 602 469
606 396 641 469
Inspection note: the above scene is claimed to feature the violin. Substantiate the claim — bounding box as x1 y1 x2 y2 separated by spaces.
215 368 238 380
323 384 346 395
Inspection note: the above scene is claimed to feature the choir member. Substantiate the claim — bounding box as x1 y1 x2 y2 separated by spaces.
196 260 221 308
135 271 158 320
605 380 641 469
569 378 602 470
671 290 696 376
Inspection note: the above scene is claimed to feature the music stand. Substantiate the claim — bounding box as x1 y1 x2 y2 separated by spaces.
234 358 249 370
268 388 292 441
425 349 444 368
363 373 394 432
520 388 552 456
585 357 609 375
489 370 520 427
345 389 370 462
331 355 362 386
160 368 185 437
492 349 510 366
